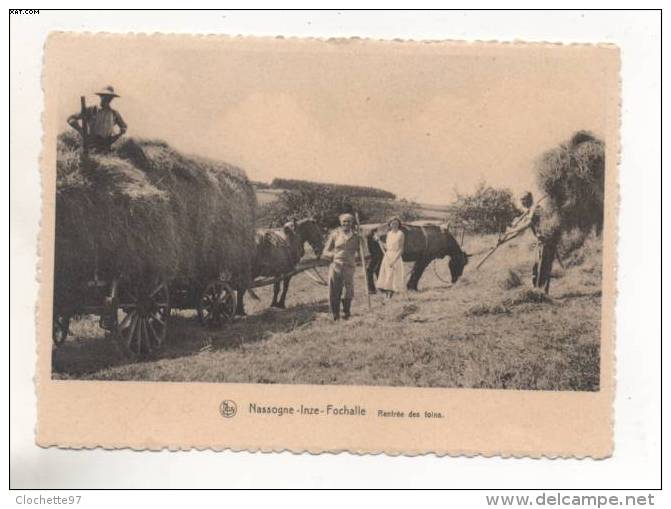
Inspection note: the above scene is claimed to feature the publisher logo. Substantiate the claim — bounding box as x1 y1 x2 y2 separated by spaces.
219 400 238 418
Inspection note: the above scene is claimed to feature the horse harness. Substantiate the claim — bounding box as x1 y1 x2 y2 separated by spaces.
418 225 431 258
377 224 431 258
258 229 302 272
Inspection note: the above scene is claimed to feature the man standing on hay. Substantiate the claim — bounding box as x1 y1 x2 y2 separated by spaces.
67 86 127 153
323 213 361 321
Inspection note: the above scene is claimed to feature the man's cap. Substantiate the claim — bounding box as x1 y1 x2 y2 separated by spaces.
339 213 354 222
95 86 120 98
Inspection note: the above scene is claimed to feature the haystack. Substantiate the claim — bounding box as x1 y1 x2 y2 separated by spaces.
534 130 605 251
54 131 256 310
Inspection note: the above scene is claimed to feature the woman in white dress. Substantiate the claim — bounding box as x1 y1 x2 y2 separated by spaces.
375 217 406 298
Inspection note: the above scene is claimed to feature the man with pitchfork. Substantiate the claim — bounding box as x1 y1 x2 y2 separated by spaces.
498 191 558 292
67 86 127 153
322 213 361 321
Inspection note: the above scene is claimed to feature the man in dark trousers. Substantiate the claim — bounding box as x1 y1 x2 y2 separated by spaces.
67 86 127 153
505 191 558 294
322 213 361 320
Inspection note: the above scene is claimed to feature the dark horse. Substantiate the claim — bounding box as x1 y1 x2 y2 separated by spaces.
363 222 468 293
236 218 324 315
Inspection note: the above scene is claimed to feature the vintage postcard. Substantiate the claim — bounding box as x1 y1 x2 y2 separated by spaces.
37 33 619 456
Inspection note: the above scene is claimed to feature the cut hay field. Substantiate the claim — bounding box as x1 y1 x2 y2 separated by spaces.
52 232 603 391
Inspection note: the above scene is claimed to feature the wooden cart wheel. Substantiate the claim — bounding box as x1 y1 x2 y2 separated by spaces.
116 279 170 357
197 281 237 328
52 314 70 346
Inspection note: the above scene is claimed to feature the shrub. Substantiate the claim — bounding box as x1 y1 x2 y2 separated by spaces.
446 182 521 234
352 197 420 225
259 188 419 229
261 187 356 229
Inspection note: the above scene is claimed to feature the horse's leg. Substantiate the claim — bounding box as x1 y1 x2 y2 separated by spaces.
407 256 430 291
278 276 291 309
235 288 247 316
366 256 378 294
366 246 381 294
271 281 281 308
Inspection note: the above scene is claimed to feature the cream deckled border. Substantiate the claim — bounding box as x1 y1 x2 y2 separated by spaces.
36 33 619 457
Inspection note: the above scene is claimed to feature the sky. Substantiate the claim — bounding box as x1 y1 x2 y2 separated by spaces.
48 35 617 204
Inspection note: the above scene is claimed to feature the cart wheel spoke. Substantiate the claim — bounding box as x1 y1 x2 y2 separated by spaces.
136 317 147 355
143 319 152 353
134 318 143 355
149 283 164 298
147 320 158 348
222 293 235 320
132 318 142 355
197 280 236 328
143 319 151 353
125 313 139 350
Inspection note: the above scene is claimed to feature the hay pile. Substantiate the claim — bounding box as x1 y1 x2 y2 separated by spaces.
534 131 605 250
54 132 256 308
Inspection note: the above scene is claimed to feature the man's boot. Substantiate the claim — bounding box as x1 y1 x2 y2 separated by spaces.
330 298 340 321
342 299 351 320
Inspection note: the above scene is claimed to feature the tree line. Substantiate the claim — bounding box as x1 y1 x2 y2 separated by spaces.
267 178 397 200
256 130 604 238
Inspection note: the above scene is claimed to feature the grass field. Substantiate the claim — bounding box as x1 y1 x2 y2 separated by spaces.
52 231 602 391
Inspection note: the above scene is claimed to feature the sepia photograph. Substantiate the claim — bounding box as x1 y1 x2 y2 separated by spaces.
10 7 663 490
27 28 623 458
47 35 613 393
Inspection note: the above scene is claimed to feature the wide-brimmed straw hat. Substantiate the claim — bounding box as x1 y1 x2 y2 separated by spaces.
95 86 120 98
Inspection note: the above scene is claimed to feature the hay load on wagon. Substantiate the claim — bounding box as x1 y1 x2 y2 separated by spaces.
54 131 257 354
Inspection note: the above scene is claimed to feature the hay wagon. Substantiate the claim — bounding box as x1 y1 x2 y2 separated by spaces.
51 257 328 355
52 269 239 357
53 134 257 358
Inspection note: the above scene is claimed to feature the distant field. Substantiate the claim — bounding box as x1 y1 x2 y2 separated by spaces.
413 202 451 220
255 188 450 222
52 232 602 391
255 188 284 206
